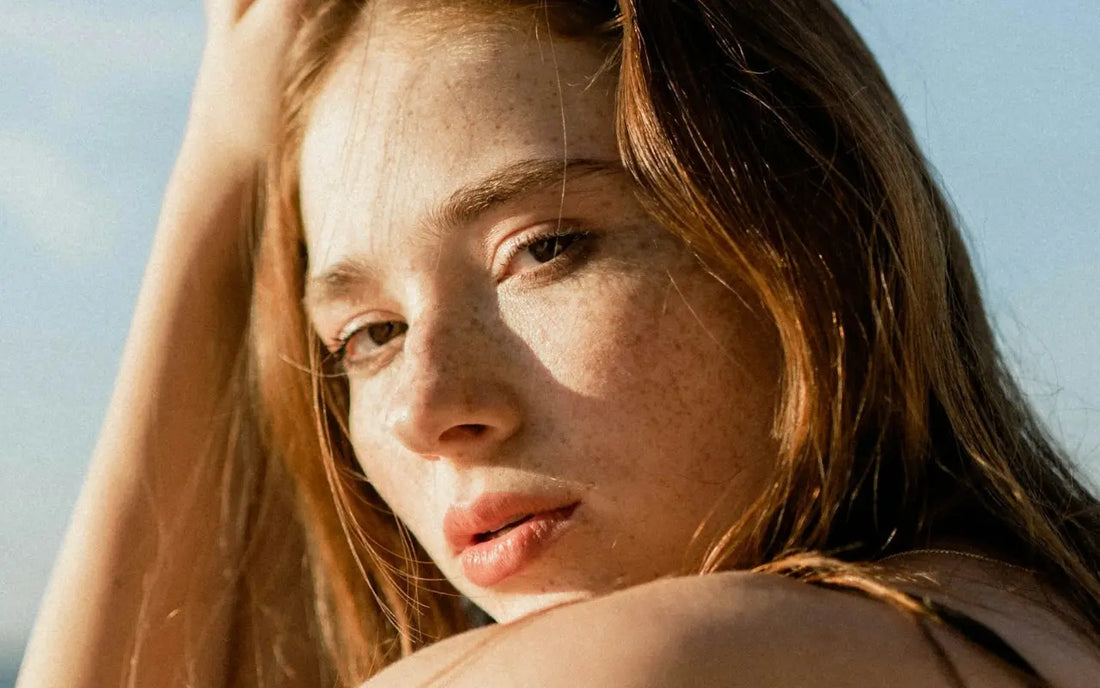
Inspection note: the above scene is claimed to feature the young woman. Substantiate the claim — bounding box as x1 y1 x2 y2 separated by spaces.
19 1 1100 686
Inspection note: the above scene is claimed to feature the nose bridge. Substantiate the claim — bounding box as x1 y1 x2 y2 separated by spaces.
384 295 521 458
404 293 491 388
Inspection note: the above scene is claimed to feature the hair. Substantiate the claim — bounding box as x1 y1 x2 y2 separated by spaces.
226 0 1100 685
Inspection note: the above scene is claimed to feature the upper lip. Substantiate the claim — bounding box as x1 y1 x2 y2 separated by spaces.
443 492 578 555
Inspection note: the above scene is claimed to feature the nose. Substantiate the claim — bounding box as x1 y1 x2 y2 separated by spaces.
383 310 523 461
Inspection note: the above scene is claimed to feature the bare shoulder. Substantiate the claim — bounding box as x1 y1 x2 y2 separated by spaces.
363 571 1049 687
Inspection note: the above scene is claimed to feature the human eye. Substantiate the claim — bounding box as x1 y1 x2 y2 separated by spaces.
332 317 408 372
496 223 594 282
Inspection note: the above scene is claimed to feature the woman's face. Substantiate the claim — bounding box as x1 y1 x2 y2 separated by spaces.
301 8 781 622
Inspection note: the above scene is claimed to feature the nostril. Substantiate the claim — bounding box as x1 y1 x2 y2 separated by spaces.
439 424 488 443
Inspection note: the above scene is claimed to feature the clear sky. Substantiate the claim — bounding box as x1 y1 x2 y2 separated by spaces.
1 0 1097 662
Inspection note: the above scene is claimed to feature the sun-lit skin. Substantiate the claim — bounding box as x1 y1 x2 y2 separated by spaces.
300 7 783 623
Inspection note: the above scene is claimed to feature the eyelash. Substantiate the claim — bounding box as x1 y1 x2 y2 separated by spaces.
331 224 594 373
496 224 594 282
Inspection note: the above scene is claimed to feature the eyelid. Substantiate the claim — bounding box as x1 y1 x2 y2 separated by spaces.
336 314 375 347
493 220 591 281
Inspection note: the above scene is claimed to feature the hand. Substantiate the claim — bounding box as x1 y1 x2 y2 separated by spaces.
187 0 307 170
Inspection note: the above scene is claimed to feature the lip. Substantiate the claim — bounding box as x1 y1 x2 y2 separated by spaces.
444 492 579 587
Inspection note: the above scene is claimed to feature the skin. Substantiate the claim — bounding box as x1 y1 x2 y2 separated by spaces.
301 9 782 623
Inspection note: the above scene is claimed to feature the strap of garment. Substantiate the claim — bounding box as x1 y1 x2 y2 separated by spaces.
903 592 1050 687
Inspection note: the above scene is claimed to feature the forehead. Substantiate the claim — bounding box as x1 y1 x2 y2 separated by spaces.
298 11 618 272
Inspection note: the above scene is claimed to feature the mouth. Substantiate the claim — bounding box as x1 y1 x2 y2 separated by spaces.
444 494 580 587
473 513 536 543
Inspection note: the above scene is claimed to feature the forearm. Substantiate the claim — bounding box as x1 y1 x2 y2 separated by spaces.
19 3 308 683
18 142 257 687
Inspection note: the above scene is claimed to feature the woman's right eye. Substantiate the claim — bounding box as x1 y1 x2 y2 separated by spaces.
335 320 408 370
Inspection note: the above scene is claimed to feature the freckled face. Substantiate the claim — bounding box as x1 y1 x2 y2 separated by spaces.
300 11 781 622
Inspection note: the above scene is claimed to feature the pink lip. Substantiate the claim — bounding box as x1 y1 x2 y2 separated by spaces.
444 492 579 587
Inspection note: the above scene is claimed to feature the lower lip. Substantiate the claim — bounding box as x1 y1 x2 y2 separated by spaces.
459 503 578 587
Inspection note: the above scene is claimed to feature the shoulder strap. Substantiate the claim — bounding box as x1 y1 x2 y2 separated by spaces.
760 554 1055 687
903 592 1050 687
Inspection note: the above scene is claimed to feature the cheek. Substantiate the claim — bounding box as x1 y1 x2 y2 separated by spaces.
345 386 428 527
346 386 380 474
524 265 780 486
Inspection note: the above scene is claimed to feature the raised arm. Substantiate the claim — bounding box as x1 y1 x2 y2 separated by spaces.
18 2 303 685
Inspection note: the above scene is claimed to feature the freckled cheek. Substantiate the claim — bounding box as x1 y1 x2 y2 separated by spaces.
528 271 778 486
344 383 429 522
511 282 653 397
518 283 692 476
655 288 782 489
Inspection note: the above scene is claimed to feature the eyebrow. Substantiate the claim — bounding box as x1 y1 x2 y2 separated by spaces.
304 156 623 310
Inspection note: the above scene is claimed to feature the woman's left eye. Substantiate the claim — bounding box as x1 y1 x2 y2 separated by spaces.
526 232 586 263
501 227 593 279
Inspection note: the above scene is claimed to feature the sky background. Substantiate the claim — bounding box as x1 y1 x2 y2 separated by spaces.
1 0 1098 672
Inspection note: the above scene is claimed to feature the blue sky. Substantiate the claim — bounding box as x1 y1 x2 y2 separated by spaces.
1 0 1097 660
